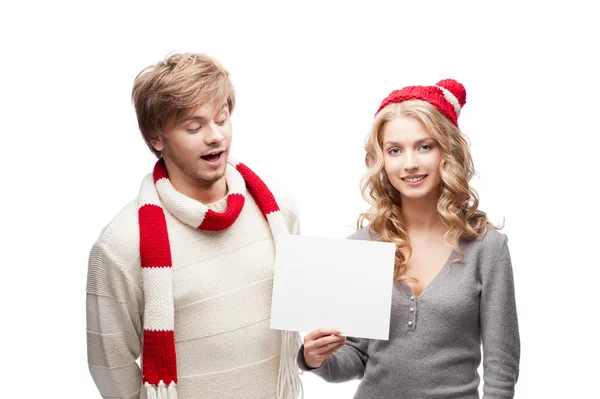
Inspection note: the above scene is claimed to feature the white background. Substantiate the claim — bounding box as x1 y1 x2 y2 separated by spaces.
2 1 599 398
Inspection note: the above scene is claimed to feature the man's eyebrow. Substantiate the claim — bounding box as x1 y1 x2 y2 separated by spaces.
176 104 228 124
177 115 206 123
175 103 229 124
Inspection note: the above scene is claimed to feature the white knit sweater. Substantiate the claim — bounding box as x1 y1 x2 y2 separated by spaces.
86 180 299 399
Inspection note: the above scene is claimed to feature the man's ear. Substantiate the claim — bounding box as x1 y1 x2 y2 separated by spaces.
149 133 164 152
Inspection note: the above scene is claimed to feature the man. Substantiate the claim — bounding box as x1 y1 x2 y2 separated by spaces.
86 52 302 399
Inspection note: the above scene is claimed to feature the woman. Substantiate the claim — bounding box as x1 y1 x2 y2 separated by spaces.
298 79 520 398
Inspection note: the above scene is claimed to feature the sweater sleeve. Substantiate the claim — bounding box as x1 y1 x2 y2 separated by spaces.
480 235 520 398
86 243 144 399
297 336 369 382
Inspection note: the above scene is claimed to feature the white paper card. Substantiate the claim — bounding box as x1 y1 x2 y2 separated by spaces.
270 235 396 340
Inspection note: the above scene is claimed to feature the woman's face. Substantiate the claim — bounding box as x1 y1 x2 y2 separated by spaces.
381 115 443 201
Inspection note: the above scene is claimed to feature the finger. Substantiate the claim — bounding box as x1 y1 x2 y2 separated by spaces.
312 336 346 352
305 328 342 341
312 334 346 350
314 340 346 356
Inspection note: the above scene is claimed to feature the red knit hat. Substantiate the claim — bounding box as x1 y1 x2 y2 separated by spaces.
375 79 466 126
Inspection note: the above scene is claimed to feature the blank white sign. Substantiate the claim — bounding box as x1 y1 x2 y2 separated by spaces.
270 235 396 340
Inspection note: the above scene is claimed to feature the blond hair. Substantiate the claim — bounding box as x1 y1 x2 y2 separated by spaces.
132 52 236 158
358 100 500 281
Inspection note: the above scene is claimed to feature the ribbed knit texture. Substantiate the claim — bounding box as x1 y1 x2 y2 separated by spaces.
87 160 301 399
375 78 467 126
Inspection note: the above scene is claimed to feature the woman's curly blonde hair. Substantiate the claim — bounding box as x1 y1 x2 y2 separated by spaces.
358 100 501 281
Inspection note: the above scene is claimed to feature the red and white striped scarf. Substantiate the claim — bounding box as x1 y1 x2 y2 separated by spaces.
137 158 302 399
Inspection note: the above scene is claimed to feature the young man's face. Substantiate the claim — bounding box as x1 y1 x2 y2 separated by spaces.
152 102 232 188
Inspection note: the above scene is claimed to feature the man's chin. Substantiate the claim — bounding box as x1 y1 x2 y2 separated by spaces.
195 169 226 187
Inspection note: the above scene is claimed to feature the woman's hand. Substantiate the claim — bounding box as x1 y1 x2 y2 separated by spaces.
303 328 346 368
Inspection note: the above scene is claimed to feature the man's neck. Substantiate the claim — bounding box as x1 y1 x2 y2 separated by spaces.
186 178 228 205
167 168 228 205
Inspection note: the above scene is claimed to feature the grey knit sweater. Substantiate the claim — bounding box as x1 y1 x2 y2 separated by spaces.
298 227 520 398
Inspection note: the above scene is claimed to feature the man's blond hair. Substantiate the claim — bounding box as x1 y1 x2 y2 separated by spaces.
132 52 236 158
